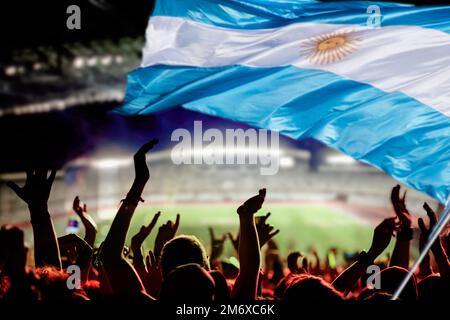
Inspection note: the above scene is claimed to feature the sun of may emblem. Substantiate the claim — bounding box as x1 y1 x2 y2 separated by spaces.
301 30 361 65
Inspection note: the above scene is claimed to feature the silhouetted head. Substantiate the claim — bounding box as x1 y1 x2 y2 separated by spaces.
160 235 210 278
378 266 417 301
274 274 295 299
159 263 215 302
361 290 392 301
220 260 239 280
34 267 88 301
418 274 450 302
282 274 343 302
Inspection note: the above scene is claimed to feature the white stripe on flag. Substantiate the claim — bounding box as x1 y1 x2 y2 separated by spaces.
142 16 450 116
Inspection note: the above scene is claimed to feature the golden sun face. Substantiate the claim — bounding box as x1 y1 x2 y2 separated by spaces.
301 30 361 65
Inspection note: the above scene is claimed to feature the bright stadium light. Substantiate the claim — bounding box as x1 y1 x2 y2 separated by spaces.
115 55 124 64
326 154 357 165
87 56 98 67
191 147 282 157
73 57 85 69
5 65 17 76
279 156 295 168
223 146 281 156
171 146 282 164
91 158 132 169
100 55 113 66
97 209 117 221
33 63 43 71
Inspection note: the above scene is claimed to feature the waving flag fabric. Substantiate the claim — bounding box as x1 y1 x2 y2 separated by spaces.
116 0 450 204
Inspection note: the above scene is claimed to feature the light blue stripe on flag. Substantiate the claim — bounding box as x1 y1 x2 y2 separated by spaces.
118 65 450 204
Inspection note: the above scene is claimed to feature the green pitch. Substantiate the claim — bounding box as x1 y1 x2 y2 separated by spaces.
90 204 375 262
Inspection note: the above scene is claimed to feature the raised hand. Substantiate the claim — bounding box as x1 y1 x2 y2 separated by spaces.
7 169 60 268
418 205 433 278
237 188 266 216
7 169 56 209
418 203 438 248
227 232 240 252
389 185 412 269
133 138 158 188
287 251 303 274
209 227 226 267
255 212 279 248
391 185 411 228
131 211 161 263
154 214 180 261
73 196 87 216
309 248 321 274
73 196 97 247
143 250 163 297
368 217 398 260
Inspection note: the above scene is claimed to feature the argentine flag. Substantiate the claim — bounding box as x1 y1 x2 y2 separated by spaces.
116 0 450 204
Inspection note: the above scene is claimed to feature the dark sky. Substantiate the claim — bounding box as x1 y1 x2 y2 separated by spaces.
0 0 447 50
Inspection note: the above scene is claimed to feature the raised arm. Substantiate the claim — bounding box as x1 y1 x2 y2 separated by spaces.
7 169 61 269
101 139 157 262
418 210 432 279
231 188 265 300
419 203 450 280
389 185 412 269
332 217 397 295
130 211 160 294
131 211 161 267
73 196 97 248
98 139 158 298
209 227 227 269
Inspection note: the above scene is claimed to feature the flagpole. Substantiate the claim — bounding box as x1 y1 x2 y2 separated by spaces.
392 197 450 300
